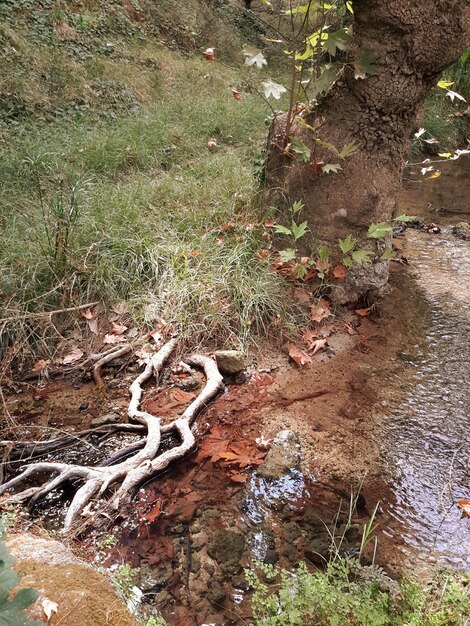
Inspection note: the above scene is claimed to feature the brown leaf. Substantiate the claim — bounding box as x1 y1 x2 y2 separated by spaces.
310 300 332 323
310 338 327 355
62 348 84 365
103 334 127 345
144 497 163 524
207 137 218 151
286 342 312 366
112 301 127 315
111 321 128 335
256 249 270 259
292 288 311 304
230 473 247 483
458 499 470 517
81 308 96 320
355 308 371 317
32 359 50 373
264 220 275 228
333 264 347 279
231 88 241 101
344 323 359 336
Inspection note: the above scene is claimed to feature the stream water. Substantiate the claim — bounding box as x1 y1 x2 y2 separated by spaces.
382 227 470 567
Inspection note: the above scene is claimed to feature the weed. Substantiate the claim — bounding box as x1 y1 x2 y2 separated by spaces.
112 563 140 602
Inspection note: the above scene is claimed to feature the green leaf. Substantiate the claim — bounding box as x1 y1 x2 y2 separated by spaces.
318 246 330 263
338 234 356 254
295 265 308 279
322 163 342 174
291 220 309 241
367 222 392 238
279 248 297 262
380 250 395 260
243 46 267 69
289 137 311 163
261 79 287 99
274 224 292 236
394 214 418 222
351 249 374 264
342 256 353 267
291 200 304 215
338 141 358 159
322 29 352 56
346 1 353 13
309 63 340 97
354 50 379 79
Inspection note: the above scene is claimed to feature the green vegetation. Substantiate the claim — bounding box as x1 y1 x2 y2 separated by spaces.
0 524 41 626
112 563 140 601
246 558 470 626
0 0 297 361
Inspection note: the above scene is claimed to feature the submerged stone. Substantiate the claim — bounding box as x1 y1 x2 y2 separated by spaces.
257 430 301 480
207 529 245 575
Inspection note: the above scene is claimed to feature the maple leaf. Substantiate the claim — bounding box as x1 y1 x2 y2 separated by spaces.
243 46 267 69
61 348 84 365
261 79 287 99
82 307 98 334
103 334 127 345
322 163 342 174
111 321 128 335
286 342 312 366
310 300 332 323
311 338 327 355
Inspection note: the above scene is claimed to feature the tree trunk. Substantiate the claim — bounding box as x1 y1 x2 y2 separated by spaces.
265 0 470 303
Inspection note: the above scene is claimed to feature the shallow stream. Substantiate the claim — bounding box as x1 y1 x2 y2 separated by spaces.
382 227 470 567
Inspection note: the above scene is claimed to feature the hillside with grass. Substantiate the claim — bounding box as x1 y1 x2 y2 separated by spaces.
0 0 301 365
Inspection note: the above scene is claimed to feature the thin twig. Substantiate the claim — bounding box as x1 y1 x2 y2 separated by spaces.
0 301 99 323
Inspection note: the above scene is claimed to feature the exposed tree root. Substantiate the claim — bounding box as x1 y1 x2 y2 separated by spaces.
0 340 224 533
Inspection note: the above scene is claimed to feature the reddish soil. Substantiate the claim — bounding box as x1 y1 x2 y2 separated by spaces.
1 264 418 625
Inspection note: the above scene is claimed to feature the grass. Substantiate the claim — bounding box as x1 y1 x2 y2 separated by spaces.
246 558 470 626
0 45 298 362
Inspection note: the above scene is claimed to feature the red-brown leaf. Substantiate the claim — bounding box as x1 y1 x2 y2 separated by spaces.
286 342 312 366
333 264 347 279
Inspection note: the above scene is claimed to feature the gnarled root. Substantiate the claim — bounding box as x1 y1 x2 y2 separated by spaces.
0 341 224 533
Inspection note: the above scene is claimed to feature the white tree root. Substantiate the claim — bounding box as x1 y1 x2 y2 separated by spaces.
0 341 224 534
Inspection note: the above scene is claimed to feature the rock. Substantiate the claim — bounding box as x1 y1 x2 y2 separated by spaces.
304 537 330 566
263 549 279 565
207 530 245 575
214 350 246 375
453 221 470 240
208 580 226 605
175 376 199 391
257 430 301 480
139 564 173 592
7 533 138 626
90 412 120 427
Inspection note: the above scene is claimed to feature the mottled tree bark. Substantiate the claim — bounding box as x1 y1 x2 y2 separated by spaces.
265 0 470 302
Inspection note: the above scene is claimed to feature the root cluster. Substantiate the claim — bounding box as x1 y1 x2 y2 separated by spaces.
0 340 224 533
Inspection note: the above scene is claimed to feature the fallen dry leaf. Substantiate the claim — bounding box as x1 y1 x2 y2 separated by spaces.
286 342 312 366
203 47 214 60
310 338 327 355
292 288 311 304
355 308 371 317
103 334 127 345
207 137 218 151
42 597 59 621
61 348 83 365
112 301 127 315
111 321 128 335
310 300 333 323
229 473 247 483
458 499 470 517
333 264 347 279
231 88 241 100
32 359 50 373
81 308 98 334
256 249 270 260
